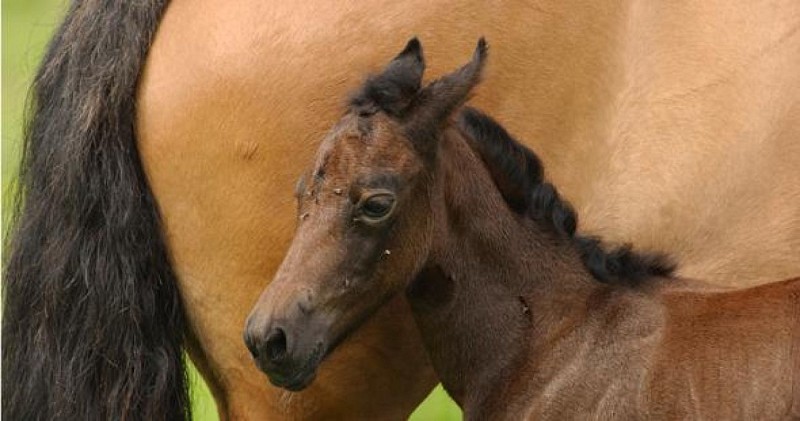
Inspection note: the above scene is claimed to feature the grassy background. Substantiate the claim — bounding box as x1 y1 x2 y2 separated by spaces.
2 0 459 419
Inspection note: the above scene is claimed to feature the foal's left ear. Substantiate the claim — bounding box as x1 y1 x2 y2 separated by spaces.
405 38 488 157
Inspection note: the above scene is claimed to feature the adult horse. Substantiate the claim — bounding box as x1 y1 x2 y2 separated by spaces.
4 0 799 419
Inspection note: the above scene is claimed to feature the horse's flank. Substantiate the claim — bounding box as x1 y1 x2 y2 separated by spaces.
138 4 799 415
141 1 799 417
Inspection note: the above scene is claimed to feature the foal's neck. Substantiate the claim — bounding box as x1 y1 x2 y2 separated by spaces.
406 130 601 409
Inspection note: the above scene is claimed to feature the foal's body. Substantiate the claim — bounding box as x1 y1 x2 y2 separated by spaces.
410 124 800 419
246 40 800 419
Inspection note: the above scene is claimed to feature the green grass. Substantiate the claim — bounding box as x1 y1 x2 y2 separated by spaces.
2 0 460 419
1 0 64 220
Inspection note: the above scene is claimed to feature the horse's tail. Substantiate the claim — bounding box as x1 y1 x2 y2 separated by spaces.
2 1 191 419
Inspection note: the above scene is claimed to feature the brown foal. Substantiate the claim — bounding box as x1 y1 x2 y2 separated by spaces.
245 39 800 419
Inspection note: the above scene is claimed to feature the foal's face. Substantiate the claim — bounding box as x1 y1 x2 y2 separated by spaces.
249 113 432 390
245 37 486 390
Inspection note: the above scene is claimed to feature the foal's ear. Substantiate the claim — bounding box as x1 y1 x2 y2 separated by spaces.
405 38 487 158
350 38 426 116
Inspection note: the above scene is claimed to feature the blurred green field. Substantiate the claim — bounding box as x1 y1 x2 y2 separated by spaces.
2 0 459 419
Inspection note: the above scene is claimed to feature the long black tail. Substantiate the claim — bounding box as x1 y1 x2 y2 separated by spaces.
2 1 191 419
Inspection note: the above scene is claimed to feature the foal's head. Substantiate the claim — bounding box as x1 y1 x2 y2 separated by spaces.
244 38 487 390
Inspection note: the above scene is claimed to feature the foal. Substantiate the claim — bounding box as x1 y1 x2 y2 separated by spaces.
245 39 800 419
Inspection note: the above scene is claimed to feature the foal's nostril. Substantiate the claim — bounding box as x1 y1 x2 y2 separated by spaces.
265 327 288 363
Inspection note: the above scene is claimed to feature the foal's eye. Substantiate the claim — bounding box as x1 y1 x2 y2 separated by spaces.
359 193 396 221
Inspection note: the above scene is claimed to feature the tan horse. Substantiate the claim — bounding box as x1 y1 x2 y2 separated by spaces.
5 0 797 419
245 38 800 419
137 0 799 418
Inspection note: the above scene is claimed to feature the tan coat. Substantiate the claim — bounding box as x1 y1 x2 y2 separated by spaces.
137 1 800 418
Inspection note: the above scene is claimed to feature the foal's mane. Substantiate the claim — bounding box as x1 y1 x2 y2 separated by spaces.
457 107 675 286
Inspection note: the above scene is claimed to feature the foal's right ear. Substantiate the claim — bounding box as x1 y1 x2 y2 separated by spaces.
402 38 487 161
350 38 426 116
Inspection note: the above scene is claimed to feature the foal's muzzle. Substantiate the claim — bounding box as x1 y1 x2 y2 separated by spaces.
244 307 327 391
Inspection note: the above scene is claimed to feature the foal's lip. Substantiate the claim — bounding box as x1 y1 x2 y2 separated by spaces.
262 343 325 392
266 363 318 392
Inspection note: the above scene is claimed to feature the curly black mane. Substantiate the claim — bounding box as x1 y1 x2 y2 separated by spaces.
458 107 675 286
